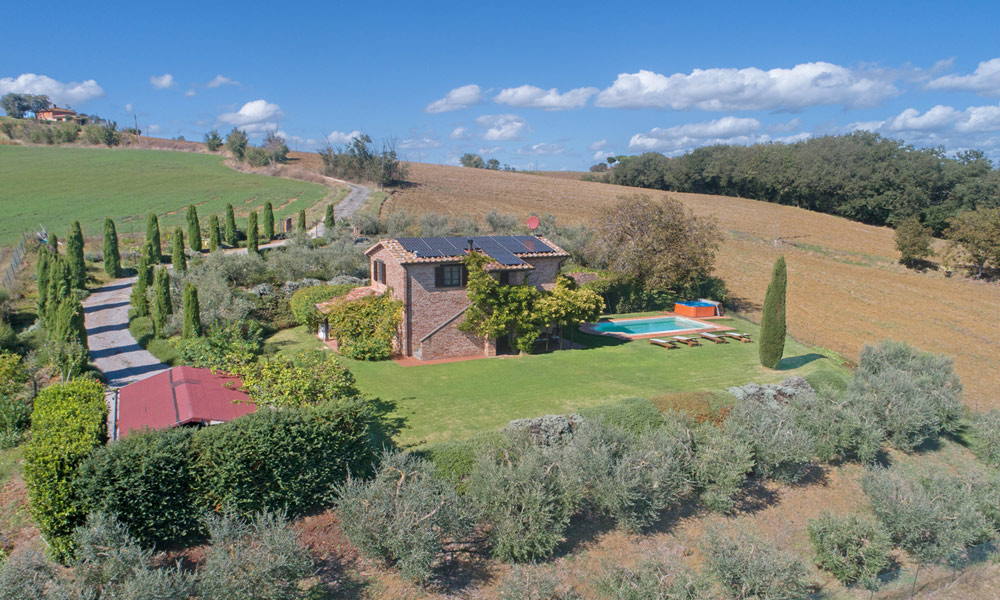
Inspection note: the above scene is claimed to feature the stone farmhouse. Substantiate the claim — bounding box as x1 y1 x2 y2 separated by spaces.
318 235 570 361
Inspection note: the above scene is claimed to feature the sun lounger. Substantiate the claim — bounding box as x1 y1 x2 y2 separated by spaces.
723 332 753 343
700 332 728 344
671 336 701 347
649 338 678 349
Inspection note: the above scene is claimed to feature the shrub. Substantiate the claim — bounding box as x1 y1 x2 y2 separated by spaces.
862 466 992 564
895 216 934 267
225 127 248 161
0 351 30 448
23 379 107 561
198 511 314 600
289 283 356 332
418 431 504 488
968 410 1000 468
191 399 378 518
759 255 787 368
236 350 360 407
578 397 664 434
595 561 710 600
75 427 200 547
691 423 754 513
204 129 223 152
846 341 963 452
807 512 892 586
505 413 583 447
466 435 578 562
498 564 580 600
245 146 272 167
703 525 812 600
176 320 263 370
336 452 474 583
102 218 121 278
560 418 693 532
0 550 62 599
323 292 404 361
724 388 815 483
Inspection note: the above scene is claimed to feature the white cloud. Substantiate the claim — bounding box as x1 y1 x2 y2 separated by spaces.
184 89 197 97
884 105 961 131
927 58 1000 95
844 102 1000 159
629 116 766 153
478 146 501 155
588 139 608 151
425 84 484 113
596 62 897 111
768 118 801 133
593 149 613 161
449 126 471 140
147 124 162 134
206 74 239 88
327 130 363 144
0 73 104 106
217 99 284 135
399 136 442 149
125 103 133 113
516 142 567 155
476 114 529 140
956 104 1000 132
149 73 176 89
494 85 597 110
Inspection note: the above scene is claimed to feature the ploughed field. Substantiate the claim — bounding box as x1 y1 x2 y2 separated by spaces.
0 145 330 245
367 162 1000 411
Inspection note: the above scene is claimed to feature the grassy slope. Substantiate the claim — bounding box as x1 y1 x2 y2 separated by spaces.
0 145 330 245
266 316 848 447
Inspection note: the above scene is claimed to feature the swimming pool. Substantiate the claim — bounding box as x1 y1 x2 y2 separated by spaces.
589 316 711 337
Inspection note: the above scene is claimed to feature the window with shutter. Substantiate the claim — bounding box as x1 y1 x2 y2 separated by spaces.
436 264 464 288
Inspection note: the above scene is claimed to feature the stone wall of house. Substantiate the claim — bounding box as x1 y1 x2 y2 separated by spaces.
368 246 410 352
406 262 484 360
522 256 564 290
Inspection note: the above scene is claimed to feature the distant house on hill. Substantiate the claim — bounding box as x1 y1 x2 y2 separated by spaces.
36 106 77 122
114 366 256 439
316 235 570 361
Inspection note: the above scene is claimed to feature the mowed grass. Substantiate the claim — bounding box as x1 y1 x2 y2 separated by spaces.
0 145 331 245
265 316 849 447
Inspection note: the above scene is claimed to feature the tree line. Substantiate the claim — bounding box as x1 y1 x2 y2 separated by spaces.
605 131 1000 233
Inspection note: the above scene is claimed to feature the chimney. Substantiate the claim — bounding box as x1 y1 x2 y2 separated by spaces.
467 238 474 253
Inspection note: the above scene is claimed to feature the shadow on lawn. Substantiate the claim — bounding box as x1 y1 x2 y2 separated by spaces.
776 352 826 370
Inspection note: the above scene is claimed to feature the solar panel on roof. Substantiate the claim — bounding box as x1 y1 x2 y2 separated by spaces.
488 248 527 266
514 235 554 253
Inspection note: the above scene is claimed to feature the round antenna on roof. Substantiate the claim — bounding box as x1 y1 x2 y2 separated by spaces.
526 216 540 231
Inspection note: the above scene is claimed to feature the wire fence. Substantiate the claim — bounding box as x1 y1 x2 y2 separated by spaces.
0 232 31 290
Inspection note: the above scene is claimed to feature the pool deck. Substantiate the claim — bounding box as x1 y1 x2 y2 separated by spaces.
579 312 734 342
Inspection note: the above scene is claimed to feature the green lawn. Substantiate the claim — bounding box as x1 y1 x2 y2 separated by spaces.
265 316 850 447
0 145 331 245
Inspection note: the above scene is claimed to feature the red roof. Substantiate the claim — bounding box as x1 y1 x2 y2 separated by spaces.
116 366 256 439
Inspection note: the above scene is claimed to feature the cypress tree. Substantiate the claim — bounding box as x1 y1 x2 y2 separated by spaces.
131 272 149 317
136 242 153 288
759 255 787 369
45 257 71 327
48 233 58 255
52 295 89 377
67 221 86 289
146 213 161 264
324 203 335 234
102 218 121 278
151 267 171 337
297 209 307 234
208 214 221 252
263 201 275 240
186 205 202 252
36 247 51 316
171 227 186 273
248 211 260 256
182 283 201 339
225 203 237 246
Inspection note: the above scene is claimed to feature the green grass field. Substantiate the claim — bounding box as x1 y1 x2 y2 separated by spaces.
0 145 331 245
265 316 850 447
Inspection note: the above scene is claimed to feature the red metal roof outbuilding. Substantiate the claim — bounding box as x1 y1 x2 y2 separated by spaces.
115 366 257 439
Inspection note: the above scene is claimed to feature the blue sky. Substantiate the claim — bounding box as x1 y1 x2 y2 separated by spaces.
4 0 1000 170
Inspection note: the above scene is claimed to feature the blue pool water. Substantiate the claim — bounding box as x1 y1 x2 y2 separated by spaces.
676 301 715 307
592 316 707 336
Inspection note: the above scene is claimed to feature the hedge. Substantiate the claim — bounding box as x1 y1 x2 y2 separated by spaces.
75 427 200 548
23 379 107 561
289 284 356 333
191 399 379 518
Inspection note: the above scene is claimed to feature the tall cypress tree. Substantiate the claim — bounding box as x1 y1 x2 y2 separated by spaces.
186 205 202 252
182 283 201 339
66 221 86 289
263 202 275 240
324 204 335 234
248 212 260 256
208 214 221 252
145 213 161 265
36 247 51 316
759 255 787 369
297 209 307 235
131 272 149 317
224 204 237 246
137 242 153 288
45 257 71 328
171 227 187 273
151 267 171 337
48 233 58 256
102 218 121 278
